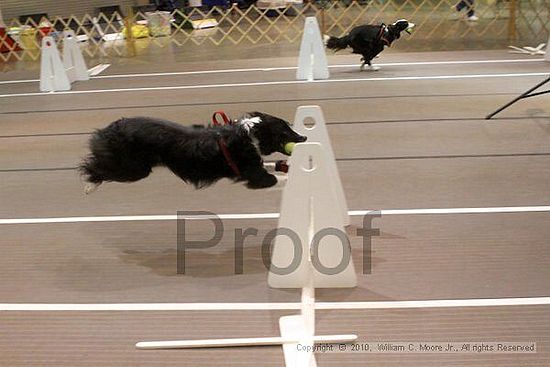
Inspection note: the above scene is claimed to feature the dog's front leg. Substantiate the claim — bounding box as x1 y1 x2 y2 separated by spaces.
243 167 278 189
363 58 380 71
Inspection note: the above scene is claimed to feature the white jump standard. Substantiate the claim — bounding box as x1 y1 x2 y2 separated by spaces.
292 106 349 226
135 106 358 367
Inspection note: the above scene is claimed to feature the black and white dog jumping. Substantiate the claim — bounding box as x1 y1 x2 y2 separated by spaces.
326 19 415 71
79 112 307 193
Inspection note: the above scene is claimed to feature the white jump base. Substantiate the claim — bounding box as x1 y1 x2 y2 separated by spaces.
136 334 357 350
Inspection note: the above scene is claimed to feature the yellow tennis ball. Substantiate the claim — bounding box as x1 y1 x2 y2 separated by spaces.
284 142 296 154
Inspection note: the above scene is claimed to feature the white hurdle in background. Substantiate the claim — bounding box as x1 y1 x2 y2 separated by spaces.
136 107 358 367
296 17 329 81
40 37 70 92
63 30 89 84
40 31 88 92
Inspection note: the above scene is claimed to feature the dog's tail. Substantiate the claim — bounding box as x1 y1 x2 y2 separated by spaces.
78 156 101 183
326 35 350 51
78 130 110 186
78 154 105 194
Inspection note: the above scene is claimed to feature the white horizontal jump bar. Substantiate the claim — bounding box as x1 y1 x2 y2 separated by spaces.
0 72 547 98
1 206 549 225
350 205 550 216
0 59 544 85
2 297 549 311
136 334 357 349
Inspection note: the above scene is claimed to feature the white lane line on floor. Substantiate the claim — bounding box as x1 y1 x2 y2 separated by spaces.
1 297 549 311
1 206 549 225
0 72 547 98
0 58 544 85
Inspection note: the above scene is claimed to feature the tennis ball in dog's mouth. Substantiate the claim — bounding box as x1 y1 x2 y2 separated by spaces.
284 142 296 154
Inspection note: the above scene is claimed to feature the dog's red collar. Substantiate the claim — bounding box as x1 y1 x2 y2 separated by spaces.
212 111 232 126
377 25 391 46
211 111 241 177
218 137 241 177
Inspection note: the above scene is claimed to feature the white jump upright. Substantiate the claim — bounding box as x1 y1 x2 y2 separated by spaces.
296 17 329 81
269 141 357 366
40 31 89 92
292 106 349 226
63 30 89 83
40 36 71 92
268 142 356 288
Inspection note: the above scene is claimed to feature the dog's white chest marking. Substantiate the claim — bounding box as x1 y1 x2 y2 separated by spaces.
238 116 263 156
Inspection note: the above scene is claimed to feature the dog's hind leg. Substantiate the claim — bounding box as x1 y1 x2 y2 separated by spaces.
79 157 105 194
103 162 153 183
80 154 153 194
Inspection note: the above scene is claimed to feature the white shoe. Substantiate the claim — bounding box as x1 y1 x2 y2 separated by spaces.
467 15 479 21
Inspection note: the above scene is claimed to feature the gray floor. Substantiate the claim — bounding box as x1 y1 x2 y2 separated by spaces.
0 49 549 366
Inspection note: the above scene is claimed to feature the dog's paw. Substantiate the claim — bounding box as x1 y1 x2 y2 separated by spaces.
367 65 381 71
246 173 278 189
84 182 101 195
266 174 288 191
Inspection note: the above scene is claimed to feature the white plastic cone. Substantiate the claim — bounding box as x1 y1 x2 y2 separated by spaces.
63 30 89 82
40 36 70 92
296 17 329 81
293 106 349 225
